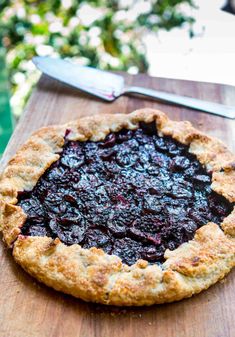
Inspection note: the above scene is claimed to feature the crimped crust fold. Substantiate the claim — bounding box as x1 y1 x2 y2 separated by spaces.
13 223 235 306
0 108 234 306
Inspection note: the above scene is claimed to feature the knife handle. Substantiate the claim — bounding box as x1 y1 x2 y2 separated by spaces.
124 86 235 119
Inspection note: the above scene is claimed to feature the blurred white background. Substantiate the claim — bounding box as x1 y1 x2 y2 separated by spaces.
146 0 235 86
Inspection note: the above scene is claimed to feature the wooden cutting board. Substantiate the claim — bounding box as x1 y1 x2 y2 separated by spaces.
0 73 235 337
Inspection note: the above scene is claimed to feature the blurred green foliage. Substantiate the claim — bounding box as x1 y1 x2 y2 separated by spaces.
0 45 13 155
0 0 195 117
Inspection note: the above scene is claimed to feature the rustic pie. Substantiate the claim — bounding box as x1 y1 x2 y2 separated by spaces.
0 109 234 306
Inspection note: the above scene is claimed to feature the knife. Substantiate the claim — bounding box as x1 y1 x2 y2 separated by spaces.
33 57 235 119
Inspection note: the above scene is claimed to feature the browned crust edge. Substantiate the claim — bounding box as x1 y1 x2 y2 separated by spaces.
0 108 235 306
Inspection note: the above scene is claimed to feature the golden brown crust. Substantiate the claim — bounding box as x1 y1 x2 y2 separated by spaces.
186 132 233 170
0 126 65 204
0 108 235 306
0 201 27 246
212 170 235 203
12 223 235 306
221 207 235 236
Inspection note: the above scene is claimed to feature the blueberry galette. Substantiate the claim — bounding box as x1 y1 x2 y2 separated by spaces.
0 109 234 306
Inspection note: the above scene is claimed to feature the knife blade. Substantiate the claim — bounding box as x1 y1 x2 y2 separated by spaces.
33 56 235 119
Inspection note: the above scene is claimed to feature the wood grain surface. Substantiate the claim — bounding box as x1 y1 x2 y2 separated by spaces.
0 73 234 337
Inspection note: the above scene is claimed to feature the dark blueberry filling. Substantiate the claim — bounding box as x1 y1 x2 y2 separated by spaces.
18 123 233 266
